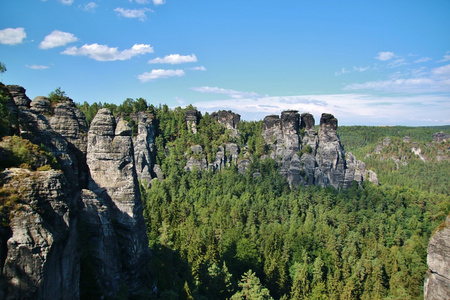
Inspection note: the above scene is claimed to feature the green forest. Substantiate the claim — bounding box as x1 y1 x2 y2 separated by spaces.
77 98 449 299
1 91 449 299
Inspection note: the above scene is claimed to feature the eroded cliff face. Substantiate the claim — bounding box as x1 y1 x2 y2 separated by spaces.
424 216 450 300
0 87 151 299
262 111 378 188
0 168 79 300
86 108 151 296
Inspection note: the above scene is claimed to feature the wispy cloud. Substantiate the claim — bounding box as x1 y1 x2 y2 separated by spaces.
153 0 165 5
61 0 74 5
0 27 26 45
433 64 450 75
148 54 197 64
190 66 207 71
191 86 260 99
414 57 432 63
189 90 449 125
26 64 50 70
62 43 154 61
82 2 98 11
138 69 185 82
375 51 395 61
39 30 78 49
114 7 153 21
438 52 450 62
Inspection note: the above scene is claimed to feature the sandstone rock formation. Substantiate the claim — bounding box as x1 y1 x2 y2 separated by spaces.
132 112 156 185
185 108 200 134
424 216 450 300
87 108 151 295
211 110 241 138
0 168 79 300
1 87 152 298
262 111 378 188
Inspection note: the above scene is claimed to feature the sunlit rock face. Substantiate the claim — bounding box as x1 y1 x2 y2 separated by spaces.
424 216 450 300
262 111 378 188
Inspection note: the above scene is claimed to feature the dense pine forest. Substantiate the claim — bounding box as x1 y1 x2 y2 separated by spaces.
1 88 449 299
74 98 450 299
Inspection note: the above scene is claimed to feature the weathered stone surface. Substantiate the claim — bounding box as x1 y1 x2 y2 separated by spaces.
7 85 31 109
185 109 200 134
31 96 51 114
211 110 240 130
49 99 89 187
80 189 122 296
133 113 156 185
0 168 79 300
424 216 450 300
185 145 208 171
433 131 450 143
87 108 150 294
263 112 377 188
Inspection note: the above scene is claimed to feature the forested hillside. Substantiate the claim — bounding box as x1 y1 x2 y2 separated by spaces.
2 88 447 299
77 98 449 299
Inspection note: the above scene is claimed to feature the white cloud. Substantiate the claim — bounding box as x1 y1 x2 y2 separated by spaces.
376 51 395 61
344 78 436 92
135 0 150 4
433 64 450 75
191 86 260 99
138 69 185 82
114 7 152 21
190 66 207 71
61 0 74 5
335 67 350 76
82 2 97 11
0 27 26 45
148 54 197 64
26 64 50 70
438 53 450 62
353 66 370 72
414 57 432 63
39 30 78 49
153 0 165 5
189 91 450 125
62 43 154 61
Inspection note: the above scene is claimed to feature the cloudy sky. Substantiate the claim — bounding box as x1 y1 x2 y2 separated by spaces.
1 0 449 125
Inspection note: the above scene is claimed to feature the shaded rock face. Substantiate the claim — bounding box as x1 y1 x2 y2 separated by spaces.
30 96 51 115
133 112 156 186
0 168 79 300
87 108 150 295
424 216 450 300
211 110 241 130
7 85 31 109
262 112 378 188
185 109 200 134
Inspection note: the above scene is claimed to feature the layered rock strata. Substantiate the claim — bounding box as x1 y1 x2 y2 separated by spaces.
262 111 378 188
424 216 450 300
86 108 150 295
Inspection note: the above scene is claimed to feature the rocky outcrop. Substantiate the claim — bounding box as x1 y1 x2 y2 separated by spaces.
185 109 200 134
0 168 79 300
87 108 151 295
433 131 450 143
424 216 450 300
7 85 31 109
212 110 241 138
262 111 377 188
132 112 156 185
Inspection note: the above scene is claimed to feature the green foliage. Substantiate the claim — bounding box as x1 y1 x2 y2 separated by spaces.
339 126 450 195
0 135 59 171
48 87 68 103
0 83 16 137
142 160 448 299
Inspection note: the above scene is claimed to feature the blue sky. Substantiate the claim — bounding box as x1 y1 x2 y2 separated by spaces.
1 0 449 125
